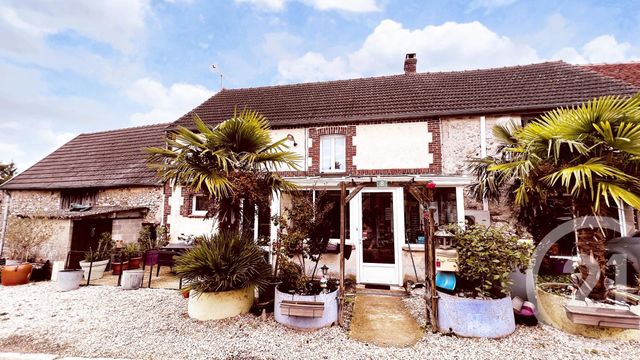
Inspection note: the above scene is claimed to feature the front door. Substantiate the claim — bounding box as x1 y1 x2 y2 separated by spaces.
353 188 404 285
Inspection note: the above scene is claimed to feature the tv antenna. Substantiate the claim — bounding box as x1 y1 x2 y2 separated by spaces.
211 64 223 90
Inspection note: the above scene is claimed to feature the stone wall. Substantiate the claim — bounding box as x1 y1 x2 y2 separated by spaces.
112 218 144 244
8 190 60 215
96 187 164 223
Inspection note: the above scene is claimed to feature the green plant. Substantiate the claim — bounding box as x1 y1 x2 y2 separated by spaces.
137 225 168 251
84 232 113 262
450 225 532 299
123 243 141 258
469 95 640 300
147 109 301 232
4 216 53 262
175 231 272 295
272 190 334 294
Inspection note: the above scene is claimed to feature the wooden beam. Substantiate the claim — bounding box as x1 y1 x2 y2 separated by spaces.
338 181 346 327
344 184 364 204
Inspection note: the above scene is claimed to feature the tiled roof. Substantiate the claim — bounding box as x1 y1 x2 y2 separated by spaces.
171 61 639 129
1 124 168 190
16 206 149 219
582 62 640 87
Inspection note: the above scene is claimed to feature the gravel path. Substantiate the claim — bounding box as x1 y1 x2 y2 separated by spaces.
1 283 639 360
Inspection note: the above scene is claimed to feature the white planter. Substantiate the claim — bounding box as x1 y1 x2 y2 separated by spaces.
121 269 144 290
56 270 84 291
274 287 339 330
79 259 109 280
188 285 255 321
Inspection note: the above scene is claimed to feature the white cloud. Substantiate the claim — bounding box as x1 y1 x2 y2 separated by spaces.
277 20 540 82
127 78 215 125
235 0 380 12
551 34 638 64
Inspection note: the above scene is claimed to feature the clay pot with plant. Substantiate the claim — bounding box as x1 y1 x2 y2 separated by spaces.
111 251 129 275
124 243 143 269
1 216 53 285
138 225 169 267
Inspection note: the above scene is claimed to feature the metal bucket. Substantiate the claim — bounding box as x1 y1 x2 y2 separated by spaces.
121 269 144 290
56 270 84 292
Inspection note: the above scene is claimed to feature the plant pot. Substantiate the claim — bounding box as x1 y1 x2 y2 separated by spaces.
274 286 339 330
1 263 33 286
187 285 255 321
181 289 190 298
145 249 160 266
436 291 515 338
536 283 640 340
111 261 129 275
121 269 144 290
56 269 83 291
79 259 109 280
128 256 143 269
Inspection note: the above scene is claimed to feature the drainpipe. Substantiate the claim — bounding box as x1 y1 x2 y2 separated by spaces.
479 116 489 212
0 191 11 257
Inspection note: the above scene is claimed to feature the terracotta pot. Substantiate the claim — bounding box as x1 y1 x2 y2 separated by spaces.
1 263 33 286
128 257 142 269
111 261 129 275
181 289 190 298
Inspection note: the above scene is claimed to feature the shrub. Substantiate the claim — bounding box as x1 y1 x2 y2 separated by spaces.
451 225 532 299
4 216 53 262
137 225 168 251
84 232 113 262
175 231 272 295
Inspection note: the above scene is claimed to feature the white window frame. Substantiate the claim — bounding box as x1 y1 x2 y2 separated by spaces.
192 195 208 216
320 134 346 173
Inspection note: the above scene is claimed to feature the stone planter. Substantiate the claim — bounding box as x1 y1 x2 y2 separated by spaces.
56 270 83 291
1 263 33 286
536 283 640 340
79 259 109 280
437 291 515 338
121 269 144 290
274 286 339 330
188 285 255 321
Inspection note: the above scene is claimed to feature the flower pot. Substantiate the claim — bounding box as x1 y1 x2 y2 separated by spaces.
1 263 33 286
128 256 143 269
111 261 129 275
187 285 255 321
536 283 640 340
274 286 339 330
145 249 160 267
181 289 190 298
436 291 515 338
79 259 109 280
121 269 144 290
56 269 83 291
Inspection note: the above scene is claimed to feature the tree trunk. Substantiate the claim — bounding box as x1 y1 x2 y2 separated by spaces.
573 203 608 301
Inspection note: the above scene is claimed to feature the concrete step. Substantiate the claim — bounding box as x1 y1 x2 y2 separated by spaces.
355 284 407 297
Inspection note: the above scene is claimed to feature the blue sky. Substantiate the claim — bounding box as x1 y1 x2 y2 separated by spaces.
1 0 639 172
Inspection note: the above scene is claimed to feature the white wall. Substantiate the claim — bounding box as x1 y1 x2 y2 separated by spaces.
352 122 433 170
270 128 307 171
166 185 216 241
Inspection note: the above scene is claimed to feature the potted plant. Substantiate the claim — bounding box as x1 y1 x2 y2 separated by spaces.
175 231 271 321
138 225 168 267
0 216 52 286
111 251 129 275
435 225 531 338
79 232 113 280
123 243 143 269
272 191 339 330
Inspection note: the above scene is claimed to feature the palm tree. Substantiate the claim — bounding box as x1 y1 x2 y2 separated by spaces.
471 95 640 300
147 109 301 233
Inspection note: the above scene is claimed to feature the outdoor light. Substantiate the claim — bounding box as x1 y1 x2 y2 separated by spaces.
434 228 455 249
321 264 329 276
286 134 298 147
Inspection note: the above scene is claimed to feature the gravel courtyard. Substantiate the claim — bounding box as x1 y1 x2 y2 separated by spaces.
0 283 638 360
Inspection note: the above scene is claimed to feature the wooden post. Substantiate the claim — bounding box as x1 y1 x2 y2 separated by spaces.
425 207 438 332
338 181 346 327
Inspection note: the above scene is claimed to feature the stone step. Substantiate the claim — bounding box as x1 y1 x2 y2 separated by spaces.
355 284 406 297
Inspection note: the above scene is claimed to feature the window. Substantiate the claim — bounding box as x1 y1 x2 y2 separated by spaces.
60 189 98 209
320 135 346 172
319 190 349 239
192 195 208 216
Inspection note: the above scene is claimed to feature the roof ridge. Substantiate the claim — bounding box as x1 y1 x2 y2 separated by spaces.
582 61 640 66
222 61 570 92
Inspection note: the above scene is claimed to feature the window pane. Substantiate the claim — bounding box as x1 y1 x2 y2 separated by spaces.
334 136 345 170
362 192 395 264
194 195 208 211
320 137 332 170
320 191 349 239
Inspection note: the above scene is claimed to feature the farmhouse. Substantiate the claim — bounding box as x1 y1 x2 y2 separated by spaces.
1 56 639 285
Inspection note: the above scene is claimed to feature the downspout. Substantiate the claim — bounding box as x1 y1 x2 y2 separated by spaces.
479 116 489 211
0 191 11 257
304 127 308 176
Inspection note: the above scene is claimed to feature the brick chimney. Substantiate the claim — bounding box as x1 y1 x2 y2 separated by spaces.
404 53 417 74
